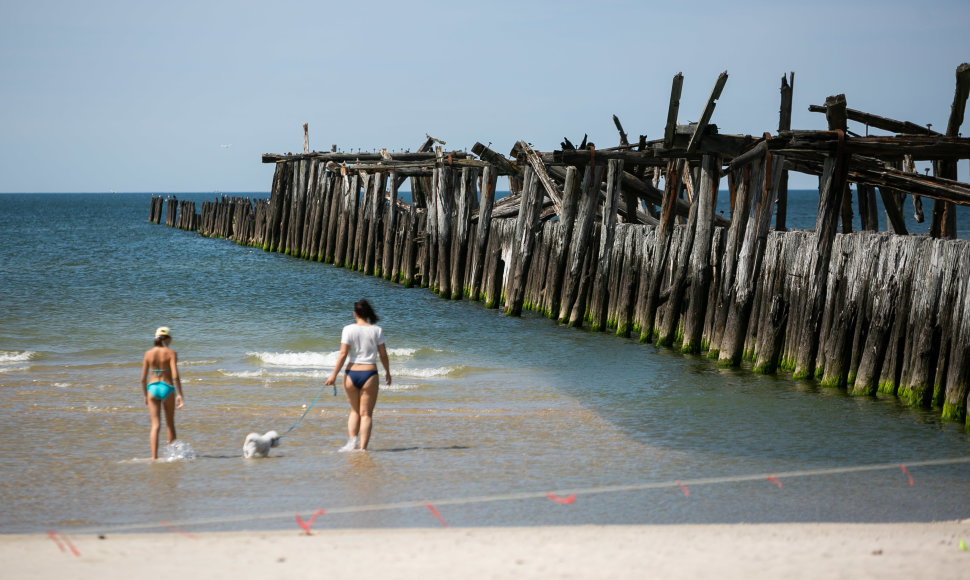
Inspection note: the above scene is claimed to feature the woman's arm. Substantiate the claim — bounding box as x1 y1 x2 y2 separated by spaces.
140 354 150 404
325 343 350 385
378 343 391 386
170 351 184 408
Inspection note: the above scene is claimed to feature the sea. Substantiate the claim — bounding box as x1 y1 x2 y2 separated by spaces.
0 191 968 535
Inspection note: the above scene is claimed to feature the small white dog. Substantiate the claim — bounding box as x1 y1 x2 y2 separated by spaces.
243 430 280 458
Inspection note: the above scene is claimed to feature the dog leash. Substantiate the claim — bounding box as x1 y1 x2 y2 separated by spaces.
278 383 333 439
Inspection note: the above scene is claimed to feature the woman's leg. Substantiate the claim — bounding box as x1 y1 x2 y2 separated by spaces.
358 375 380 450
162 394 177 444
147 397 162 460
343 374 361 441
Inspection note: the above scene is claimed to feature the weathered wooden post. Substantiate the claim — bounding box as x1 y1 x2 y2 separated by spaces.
541 166 579 318
942 243 970 429
793 119 849 379
589 159 624 331
775 72 794 231
324 170 342 263
558 163 603 324
657 162 700 347
381 170 398 279
681 154 719 353
467 165 497 300
932 62 970 239
364 171 386 276
433 165 454 297
708 166 753 358
351 172 371 271
718 149 784 366
640 159 683 342
506 166 544 316
450 167 476 299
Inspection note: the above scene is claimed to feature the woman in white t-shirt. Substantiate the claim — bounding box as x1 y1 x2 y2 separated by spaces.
325 299 391 451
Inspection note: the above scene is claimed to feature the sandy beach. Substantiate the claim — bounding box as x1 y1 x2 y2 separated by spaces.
6 521 969 580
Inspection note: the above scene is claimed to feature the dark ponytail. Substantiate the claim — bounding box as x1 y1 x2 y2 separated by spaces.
354 299 379 324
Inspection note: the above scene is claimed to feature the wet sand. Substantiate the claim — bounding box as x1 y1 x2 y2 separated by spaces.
7 521 970 579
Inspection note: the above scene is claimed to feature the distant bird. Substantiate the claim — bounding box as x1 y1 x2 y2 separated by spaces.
220 144 232 149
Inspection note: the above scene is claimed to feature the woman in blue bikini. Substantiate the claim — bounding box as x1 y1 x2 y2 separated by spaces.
325 300 391 451
140 326 184 460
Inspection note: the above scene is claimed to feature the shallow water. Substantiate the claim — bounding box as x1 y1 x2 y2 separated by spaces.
1 193 968 534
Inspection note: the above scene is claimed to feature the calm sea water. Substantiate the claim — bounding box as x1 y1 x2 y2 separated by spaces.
0 192 968 535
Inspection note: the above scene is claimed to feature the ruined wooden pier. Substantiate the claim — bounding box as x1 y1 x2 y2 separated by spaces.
151 64 970 431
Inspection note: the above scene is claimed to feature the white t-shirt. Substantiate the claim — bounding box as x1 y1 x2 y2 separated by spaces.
340 323 385 365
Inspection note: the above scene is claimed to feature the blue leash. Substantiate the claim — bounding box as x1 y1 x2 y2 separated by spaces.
278 383 336 439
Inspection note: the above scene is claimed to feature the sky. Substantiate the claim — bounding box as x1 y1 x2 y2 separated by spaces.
1 0 968 193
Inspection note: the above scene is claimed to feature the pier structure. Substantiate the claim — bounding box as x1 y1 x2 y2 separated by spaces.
150 65 970 430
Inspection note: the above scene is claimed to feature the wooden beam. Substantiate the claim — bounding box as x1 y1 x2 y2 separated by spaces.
663 73 684 148
613 114 630 147
518 141 564 217
686 71 729 154
471 142 521 176
808 104 941 136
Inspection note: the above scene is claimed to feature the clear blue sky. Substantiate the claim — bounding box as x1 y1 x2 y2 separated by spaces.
1 0 967 193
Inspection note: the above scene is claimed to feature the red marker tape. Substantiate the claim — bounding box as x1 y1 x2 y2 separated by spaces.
900 464 914 486
295 509 326 535
675 481 690 497
46 530 80 557
160 520 196 539
424 503 449 527
546 492 576 504
767 476 782 489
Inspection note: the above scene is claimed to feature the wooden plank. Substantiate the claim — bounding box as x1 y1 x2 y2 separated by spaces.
807 104 942 136
686 71 728 154
663 73 684 148
471 142 521 176
613 114 630 147
518 141 564 216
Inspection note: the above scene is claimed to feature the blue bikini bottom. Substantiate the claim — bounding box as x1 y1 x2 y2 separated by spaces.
147 381 174 400
346 369 378 389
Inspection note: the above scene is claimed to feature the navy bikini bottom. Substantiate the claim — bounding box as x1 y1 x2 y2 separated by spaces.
346 369 378 389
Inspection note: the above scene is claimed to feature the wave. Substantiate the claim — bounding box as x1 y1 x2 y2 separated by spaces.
0 350 35 364
180 359 219 367
220 368 329 379
0 365 29 374
395 366 460 378
387 347 447 358
247 351 339 368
